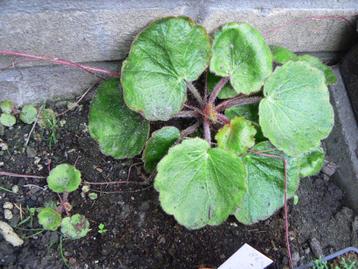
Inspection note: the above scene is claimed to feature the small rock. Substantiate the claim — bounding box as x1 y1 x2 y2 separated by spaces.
0 161 4 167
82 185 90 193
139 201 150 211
26 147 36 158
0 220 24 246
11 185 19 194
3 202 13 209
0 142 8 151
310 237 324 258
292 251 300 267
4 209 13 220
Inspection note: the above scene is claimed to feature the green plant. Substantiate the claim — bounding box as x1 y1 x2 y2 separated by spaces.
38 108 58 146
98 223 107 234
0 100 14 114
36 164 90 239
61 214 90 240
0 100 16 127
88 17 334 229
313 258 329 269
20 104 37 124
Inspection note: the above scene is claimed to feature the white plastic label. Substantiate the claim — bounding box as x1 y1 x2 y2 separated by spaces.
218 243 273 269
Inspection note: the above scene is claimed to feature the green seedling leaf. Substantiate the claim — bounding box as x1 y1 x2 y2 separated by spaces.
61 214 90 240
88 192 98 200
270 45 298 64
38 207 62 231
154 138 247 229
98 223 107 234
259 61 334 156
0 100 14 114
298 146 325 177
142 126 180 173
293 195 299 205
0 113 16 127
38 108 57 129
207 72 237 99
20 105 37 124
215 116 256 155
210 23 272 94
296 54 336 85
47 164 82 193
234 141 300 224
89 79 150 159
121 16 211 121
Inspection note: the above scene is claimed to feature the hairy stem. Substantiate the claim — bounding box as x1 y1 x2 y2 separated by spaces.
217 113 230 124
174 110 200 119
180 121 201 138
186 82 204 106
283 159 293 269
208 77 229 104
216 96 262 112
203 119 211 144
0 50 120 77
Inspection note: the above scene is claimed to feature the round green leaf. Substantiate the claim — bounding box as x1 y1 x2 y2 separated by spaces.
207 72 237 99
270 45 298 64
142 126 180 173
0 100 14 114
47 164 81 193
61 214 90 240
38 207 62 231
210 23 272 94
234 141 300 224
20 104 37 124
89 79 150 159
296 55 336 85
259 61 334 156
154 138 248 229
0 113 16 127
298 146 325 177
215 116 256 155
121 16 211 121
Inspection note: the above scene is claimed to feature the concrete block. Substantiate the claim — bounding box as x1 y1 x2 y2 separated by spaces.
1 0 357 69
325 67 358 213
202 0 358 52
0 61 119 105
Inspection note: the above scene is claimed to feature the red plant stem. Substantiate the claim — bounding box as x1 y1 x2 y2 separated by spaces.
203 119 211 144
187 82 204 106
0 50 120 77
216 96 262 112
283 159 293 269
208 77 229 104
204 70 209 102
174 110 200 119
0 171 46 179
217 113 230 124
180 121 201 138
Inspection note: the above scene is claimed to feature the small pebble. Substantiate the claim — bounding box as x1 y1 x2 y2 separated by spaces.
4 209 13 220
310 237 324 258
0 162 4 167
292 251 300 267
26 147 36 158
3 201 13 209
11 185 19 194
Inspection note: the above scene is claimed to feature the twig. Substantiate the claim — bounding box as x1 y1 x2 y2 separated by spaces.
127 162 141 181
204 70 209 101
186 82 204 106
0 50 119 77
208 77 229 104
84 180 147 186
24 105 44 147
90 185 152 194
283 159 293 269
216 113 230 124
203 119 211 144
216 96 262 112
57 80 101 116
0 171 46 179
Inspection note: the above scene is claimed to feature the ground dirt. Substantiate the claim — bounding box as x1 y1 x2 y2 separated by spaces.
0 99 356 269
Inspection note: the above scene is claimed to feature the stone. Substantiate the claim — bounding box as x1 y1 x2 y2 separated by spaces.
352 216 358 247
310 237 324 258
325 68 358 213
340 43 358 121
3 202 13 210
4 209 13 220
291 251 300 268
26 147 36 158
11 185 19 194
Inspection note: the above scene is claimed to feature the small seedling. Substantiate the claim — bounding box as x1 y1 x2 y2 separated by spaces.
88 192 98 200
20 104 38 124
0 100 14 114
0 113 16 127
61 214 90 240
38 108 58 146
38 207 62 231
98 223 107 234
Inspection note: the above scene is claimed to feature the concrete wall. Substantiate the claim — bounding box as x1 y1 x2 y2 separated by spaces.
0 0 358 104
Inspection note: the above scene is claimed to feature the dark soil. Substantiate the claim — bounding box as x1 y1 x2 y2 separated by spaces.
0 99 356 269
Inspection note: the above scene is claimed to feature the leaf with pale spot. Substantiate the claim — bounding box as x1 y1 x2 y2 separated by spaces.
298 146 325 177
154 138 247 229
